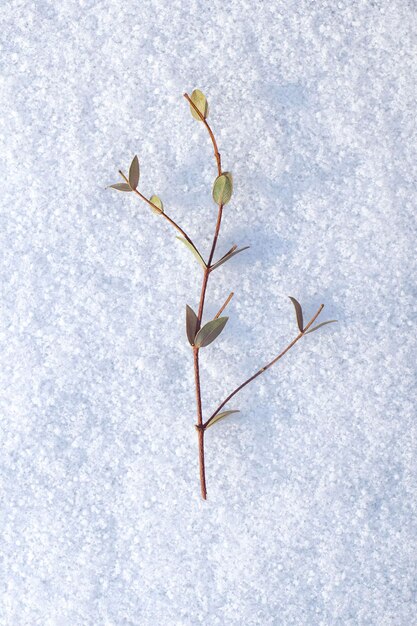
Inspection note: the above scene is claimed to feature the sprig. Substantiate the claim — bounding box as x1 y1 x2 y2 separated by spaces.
109 90 337 500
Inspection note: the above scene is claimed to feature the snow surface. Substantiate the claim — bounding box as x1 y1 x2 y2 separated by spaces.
1 1 416 624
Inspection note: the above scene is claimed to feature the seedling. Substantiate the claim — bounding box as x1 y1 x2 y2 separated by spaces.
109 89 337 499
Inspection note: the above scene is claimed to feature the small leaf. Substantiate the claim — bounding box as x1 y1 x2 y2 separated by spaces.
189 89 208 121
176 237 207 268
212 172 233 205
129 155 140 190
186 305 199 346
206 410 240 429
108 183 132 192
211 246 250 271
150 194 164 214
289 296 304 332
194 317 228 348
305 320 338 335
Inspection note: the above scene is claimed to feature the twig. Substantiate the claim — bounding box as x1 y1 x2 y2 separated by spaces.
204 305 324 429
183 93 221 176
118 170 203 259
111 91 335 500
214 292 234 319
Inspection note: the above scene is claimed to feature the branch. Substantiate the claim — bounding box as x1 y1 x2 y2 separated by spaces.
214 292 234 319
118 170 204 259
183 93 221 176
203 304 325 429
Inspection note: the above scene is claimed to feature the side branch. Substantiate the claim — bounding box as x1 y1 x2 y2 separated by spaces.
214 292 234 319
118 170 203 258
183 93 221 176
204 305 325 429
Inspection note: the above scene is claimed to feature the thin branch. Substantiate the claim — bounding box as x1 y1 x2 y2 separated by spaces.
118 170 204 259
203 304 325 429
214 292 234 319
183 93 222 176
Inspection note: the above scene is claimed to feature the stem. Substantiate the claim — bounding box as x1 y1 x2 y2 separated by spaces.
204 305 324 429
184 92 224 500
214 292 234 319
192 207 224 500
118 171 203 260
193 347 207 499
183 93 221 176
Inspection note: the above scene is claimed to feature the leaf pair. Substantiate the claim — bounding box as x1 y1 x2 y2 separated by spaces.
211 244 250 271
289 296 337 334
109 156 140 192
186 305 228 348
109 157 164 215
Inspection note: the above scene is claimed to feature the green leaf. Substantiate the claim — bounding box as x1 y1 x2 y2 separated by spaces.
129 155 140 190
194 317 228 348
150 194 164 214
211 246 250 271
289 296 304 332
176 237 207 268
305 320 338 335
186 305 199 346
108 183 132 192
206 410 240 429
189 89 208 121
212 172 233 205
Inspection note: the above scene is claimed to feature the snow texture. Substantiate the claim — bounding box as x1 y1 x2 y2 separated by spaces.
1 1 416 624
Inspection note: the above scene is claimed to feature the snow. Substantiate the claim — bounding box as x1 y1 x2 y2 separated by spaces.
1 0 416 624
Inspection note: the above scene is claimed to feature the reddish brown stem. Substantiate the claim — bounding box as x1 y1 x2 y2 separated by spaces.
204 304 325 429
193 347 207 499
184 92 223 500
214 292 234 319
183 93 222 176
118 171 204 261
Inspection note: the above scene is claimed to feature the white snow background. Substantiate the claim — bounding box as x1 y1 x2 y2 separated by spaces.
1 1 416 624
